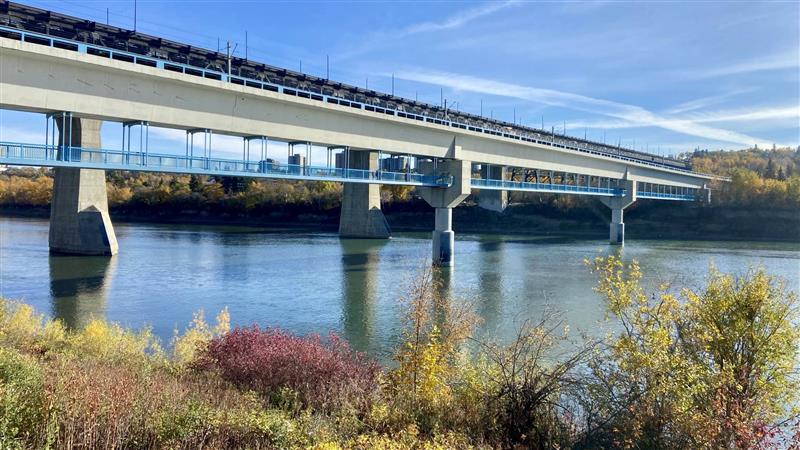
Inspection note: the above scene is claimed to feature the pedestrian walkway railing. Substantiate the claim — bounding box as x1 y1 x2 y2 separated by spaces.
0 141 452 187
637 191 695 201
470 178 624 197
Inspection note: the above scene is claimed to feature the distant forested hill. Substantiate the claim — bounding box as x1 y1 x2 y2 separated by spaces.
684 146 800 209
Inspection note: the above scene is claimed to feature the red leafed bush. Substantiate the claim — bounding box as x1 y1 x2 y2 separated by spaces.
204 326 380 412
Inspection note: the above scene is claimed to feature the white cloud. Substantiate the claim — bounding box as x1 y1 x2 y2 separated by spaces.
394 68 777 147
338 1 519 60
684 105 799 124
666 89 756 114
676 50 799 80
404 0 519 34
572 105 800 130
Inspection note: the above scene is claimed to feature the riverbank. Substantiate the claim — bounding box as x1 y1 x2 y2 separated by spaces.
3 199 798 242
1 258 797 449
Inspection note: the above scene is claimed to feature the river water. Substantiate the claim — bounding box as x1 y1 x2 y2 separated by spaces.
1 216 798 360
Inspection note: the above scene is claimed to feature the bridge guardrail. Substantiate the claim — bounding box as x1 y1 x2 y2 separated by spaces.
470 178 624 197
636 191 695 201
0 141 453 187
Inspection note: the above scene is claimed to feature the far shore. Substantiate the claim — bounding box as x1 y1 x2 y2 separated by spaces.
3 202 798 243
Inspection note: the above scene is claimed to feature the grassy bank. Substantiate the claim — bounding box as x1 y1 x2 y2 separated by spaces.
1 258 798 449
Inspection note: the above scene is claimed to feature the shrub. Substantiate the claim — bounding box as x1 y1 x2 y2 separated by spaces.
45 357 146 448
171 307 230 369
205 327 380 413
0 347 45 448
217 407 309 449
474 312 594 448
388 266 479 434
583 256 800 449
67 318 164 366
0 299 66 354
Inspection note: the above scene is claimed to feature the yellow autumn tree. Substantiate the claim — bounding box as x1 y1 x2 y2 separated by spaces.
586 256 799 449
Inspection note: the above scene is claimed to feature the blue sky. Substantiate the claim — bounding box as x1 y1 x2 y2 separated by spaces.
1 0 798 158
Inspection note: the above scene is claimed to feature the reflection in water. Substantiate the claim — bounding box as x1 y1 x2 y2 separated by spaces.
340 239 386 353
49 254 117 329
3 217 797 360
477 237 503 333
432 266 453 302
430 266 454 332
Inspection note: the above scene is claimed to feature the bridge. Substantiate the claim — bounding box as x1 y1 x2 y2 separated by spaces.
0 2 722 266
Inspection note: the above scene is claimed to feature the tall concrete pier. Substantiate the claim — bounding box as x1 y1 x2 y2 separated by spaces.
599 179 636 245
49 116 118 255
338 150 391 238
420 157 471 267
477 164 508 212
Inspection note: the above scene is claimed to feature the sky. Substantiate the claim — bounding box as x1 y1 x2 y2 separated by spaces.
1 0 799 159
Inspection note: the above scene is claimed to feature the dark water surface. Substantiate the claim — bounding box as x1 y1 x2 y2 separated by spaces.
1 216 798 360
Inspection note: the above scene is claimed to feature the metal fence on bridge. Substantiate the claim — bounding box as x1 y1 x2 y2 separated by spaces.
0 141 452 187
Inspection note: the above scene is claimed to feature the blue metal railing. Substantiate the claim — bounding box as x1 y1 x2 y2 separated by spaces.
470 178 624 197
0 24 714 177
0 141 452 187
637 191 695 201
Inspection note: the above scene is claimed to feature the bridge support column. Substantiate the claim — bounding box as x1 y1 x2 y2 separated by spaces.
419 154 471 267
477 164 508 212
599 179 636 246
49 116 118 256
339 150 391 238
432 207 455 266
609 208 625 245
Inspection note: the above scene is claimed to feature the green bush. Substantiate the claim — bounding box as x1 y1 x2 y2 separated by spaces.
0 347 45 448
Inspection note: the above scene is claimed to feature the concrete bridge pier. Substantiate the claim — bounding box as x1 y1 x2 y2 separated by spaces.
599 179 636 245
49 116 118 256
419 156 471 266
339 150 391 238
432 207 455 266
477 164 508 212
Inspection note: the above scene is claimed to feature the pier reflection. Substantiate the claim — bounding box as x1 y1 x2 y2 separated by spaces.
48 254 117 329
477 237 504 333
340 239 386 353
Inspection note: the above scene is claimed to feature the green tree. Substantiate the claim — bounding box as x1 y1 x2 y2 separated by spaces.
764 158 776 179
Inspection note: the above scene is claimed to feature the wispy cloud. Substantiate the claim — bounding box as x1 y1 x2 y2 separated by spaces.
571 105 800 129
404 0 519 34
684 105 800 124
337 0 519 60
394 69 776 147
666 89 756 114
676 50 799 80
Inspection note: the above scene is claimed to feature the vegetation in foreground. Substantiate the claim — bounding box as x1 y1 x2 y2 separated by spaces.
1 257 798 449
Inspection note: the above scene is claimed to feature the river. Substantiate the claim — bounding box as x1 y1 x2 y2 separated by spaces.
1 216 798 360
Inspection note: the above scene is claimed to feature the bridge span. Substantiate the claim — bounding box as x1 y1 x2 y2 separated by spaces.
0 2 723 266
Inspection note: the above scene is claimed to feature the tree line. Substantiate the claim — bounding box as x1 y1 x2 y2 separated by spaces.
0 146 798 213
